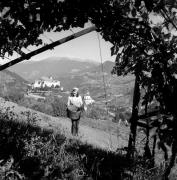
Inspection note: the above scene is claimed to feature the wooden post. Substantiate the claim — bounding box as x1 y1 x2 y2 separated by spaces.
144 85 152 159
127 75 140 159
0 26 96 71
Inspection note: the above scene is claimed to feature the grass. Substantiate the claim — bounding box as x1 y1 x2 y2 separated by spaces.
0 107 133 180
1 99 176 179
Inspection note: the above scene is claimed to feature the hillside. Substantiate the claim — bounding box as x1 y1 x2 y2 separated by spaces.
9 57 98 82
58 61 135 107
0 97 127 150
81 60 115 74
8 58 135 108
0 69 28 101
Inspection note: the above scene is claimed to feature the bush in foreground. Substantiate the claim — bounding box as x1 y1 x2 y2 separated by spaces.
0 106 172 179
0 109 130 180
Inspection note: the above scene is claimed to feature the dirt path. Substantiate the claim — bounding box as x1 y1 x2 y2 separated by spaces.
0 98 129 152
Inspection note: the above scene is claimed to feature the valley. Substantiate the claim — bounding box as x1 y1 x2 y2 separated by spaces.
0 57 135 124
0 57 168 179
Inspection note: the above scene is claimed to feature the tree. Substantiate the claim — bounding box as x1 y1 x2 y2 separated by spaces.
0 0 177 178
109 1 177 178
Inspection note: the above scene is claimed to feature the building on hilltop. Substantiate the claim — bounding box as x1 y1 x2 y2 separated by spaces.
32 76 60 89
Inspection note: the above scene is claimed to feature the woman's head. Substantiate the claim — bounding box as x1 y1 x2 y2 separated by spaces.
71 87 79 97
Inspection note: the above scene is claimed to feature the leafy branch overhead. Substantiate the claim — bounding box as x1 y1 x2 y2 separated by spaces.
1 0 177 119
0 0 174 57
1 0 177 178
0 2 177 118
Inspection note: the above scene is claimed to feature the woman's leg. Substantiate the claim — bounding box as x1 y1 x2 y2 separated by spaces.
71 119 74 135
75 119 80 136
71 119 77 136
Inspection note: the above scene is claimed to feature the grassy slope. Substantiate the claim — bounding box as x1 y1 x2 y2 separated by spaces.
0 101 130 179
0 98 172 179
9 57 98 82
0 98 126 151
0 69 28 100
58 61 135 108
0 97 149 155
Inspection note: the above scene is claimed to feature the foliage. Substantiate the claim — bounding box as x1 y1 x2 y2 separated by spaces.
1 105 177 179
0 0 173 57
0 107 134 180
113 107 131 123
109 1 177 178
84 105 110 120
0 70 28 104
51 97 67 117
20 95 114 121
1 0 177 178
19 95 67 118
0 0 176 113
0 83 26 104
3 92 24 103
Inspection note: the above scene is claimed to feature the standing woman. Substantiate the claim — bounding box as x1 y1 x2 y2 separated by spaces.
67 87 83 136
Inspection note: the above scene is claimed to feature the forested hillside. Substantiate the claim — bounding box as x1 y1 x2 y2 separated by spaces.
0 70 28 102
9 57 98 82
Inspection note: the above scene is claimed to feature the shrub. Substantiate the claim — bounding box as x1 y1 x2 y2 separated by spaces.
113 107 131 123
3 92 24 103
84 105 109 120
51 98 67 117
20 95 68 118
0 105 171 179
0 108 132 180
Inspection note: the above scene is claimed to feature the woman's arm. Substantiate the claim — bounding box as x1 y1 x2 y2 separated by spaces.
67 96 71 107
79 96 83 106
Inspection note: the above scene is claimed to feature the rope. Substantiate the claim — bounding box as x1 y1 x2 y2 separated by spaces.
96 32 107 105
96 32 113 150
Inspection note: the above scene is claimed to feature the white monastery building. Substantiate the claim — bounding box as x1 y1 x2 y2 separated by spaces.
32 76 60 89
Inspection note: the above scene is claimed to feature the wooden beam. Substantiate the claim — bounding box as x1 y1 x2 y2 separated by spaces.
137 110 160 120
137 121 150 129
0 26 96 71
127 75 141 159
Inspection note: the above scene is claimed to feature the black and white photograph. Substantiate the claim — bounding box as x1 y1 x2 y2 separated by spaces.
0 0 177 179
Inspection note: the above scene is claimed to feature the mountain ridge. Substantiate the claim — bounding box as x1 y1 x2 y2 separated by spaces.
9 57 99 82
22 56 99 64
0 69 28 101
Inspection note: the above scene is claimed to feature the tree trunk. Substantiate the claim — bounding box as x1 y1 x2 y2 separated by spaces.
144 85 151 160
164 113 177 179
163 80 177 179
127 76 140 159
152 133 157 166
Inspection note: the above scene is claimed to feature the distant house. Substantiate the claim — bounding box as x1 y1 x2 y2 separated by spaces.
32 80 43 89
83 92 95 105
32 76 60 89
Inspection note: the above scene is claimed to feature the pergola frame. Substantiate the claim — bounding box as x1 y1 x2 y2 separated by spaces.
0 26 96 71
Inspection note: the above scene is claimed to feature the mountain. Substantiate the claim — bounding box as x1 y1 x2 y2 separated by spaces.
56 61 114 89
9 57 98 82
57 60 135 107
84 60 115 74
7 58 134 107
0 69 28 101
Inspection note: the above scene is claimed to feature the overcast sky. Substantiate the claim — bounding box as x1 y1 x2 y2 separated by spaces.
31 28 115 62
0 25 115 65
0 13 166 65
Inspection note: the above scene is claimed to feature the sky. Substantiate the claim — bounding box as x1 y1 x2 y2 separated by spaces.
0 14 167 65
0 25 115 65
32 28 115 62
